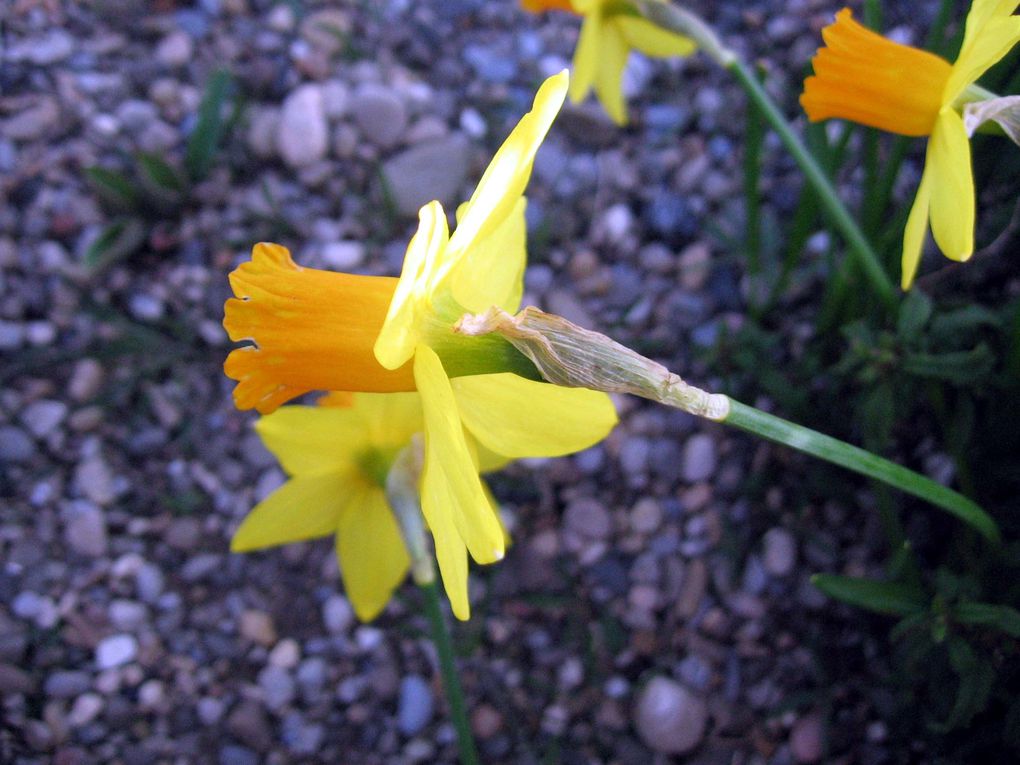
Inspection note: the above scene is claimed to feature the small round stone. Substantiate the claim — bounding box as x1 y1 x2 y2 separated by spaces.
633 677 708 755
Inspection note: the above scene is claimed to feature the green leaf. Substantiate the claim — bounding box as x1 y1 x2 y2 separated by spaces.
136 152 186 194
811 574 926 616
185 68 234 181
85 166 140 211
901 344 995 384
934 636 995 731
954 601 1020 637
82 218 146 273
860 382 895 452
897 289 932 342
928 304 1000 338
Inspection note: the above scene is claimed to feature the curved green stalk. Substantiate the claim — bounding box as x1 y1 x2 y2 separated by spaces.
630 0 898 306
724 399 999 543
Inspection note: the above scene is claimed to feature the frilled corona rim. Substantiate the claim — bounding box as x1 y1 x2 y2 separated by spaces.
223 243 415 414
801 8 952 137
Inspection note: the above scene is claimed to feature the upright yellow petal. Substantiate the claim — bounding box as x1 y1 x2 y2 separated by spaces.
593 19 630 125
414 346 506 566
945 12 1020 104
451 197 527 314
616 16 697 58
900 159 935 290
927 110 975 262
231 472 351 551
569 7 602 105
451 374 617 458
375 201 450 371
335 485 410 621
444 72 567 262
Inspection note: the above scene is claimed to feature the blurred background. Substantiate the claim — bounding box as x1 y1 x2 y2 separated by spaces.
2 1 1018 763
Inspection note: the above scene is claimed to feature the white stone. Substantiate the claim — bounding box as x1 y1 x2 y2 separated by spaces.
634 677 708 754
95 634 138 669
277 85 328 168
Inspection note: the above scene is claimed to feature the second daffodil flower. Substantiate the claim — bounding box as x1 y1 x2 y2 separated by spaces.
224 71 618 619
801 3 1020 288
522 0 697 125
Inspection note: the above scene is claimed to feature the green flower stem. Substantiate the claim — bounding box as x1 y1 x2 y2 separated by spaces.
726 59 897 307
385 446 481 762
457 306 999 543
385 445 480 765
723 399 1000 543
630 0 897 306
418 579 480 765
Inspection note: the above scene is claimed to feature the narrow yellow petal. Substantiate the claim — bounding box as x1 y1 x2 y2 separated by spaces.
927 110 975 262
444 72 567 261
569 9 602 104
231 473 349 551
415 346 505 566
335 485 410 622
451 374 617 458
427 495 471 620
375 201 449 371
451 197 527 314
616 16 697 58
901 159 935 290
593 19 629 125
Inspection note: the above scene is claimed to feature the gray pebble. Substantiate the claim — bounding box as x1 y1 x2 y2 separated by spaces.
0 426 36 463
258 665 295 710
64 501 108 557
74 457 116 506
633 677 708 755
762 527 797 577
351 86 407 149
381 134 471 217
563 498 612 540
21 400 67 439
44 670 91 699
397 674 434 736
682 433 717 483
322 594 354 634
790 713 825 763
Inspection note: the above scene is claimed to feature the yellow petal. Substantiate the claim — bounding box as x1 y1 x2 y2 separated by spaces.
335 484 410 621
945 12 1020 104
231 472 350 551
426 489 471 620
444 72 567 261
569 8 602 105
375 201 449 371
255 400 421 477
415 346 505 566
615 16 696 58
256 407 362 475
451 373 617 458
451 197 527 314
593 18 629 126
900 157 935 290
927 110 975 262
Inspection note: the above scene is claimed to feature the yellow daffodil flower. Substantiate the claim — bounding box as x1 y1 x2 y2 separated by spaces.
522 0 696 125
801 3 1020 288
224 72 619 619
231 395 420 622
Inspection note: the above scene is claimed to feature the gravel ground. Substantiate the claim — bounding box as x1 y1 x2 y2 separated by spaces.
0 1 932 763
